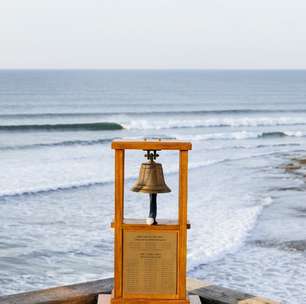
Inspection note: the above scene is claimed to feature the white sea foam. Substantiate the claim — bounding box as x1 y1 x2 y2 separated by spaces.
122 117 306 130
0 155 221 198
283 130 305 137
188 196 273 270
176 130 306 141
182 131 259 141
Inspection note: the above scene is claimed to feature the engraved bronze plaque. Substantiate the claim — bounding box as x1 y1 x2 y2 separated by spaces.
123 231 177 295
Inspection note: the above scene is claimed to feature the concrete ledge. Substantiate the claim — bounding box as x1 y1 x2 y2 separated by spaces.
0 278 280 304
187 278 280 303
0 279 113 304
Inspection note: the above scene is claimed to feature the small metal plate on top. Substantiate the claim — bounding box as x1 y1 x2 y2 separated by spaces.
123 231 177 295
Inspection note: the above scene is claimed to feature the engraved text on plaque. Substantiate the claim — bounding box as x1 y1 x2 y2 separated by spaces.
123 231 177 295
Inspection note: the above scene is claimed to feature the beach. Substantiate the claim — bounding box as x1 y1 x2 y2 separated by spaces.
0 70 306 303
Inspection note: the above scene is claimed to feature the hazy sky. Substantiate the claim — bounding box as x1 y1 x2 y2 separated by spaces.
1 0 306 69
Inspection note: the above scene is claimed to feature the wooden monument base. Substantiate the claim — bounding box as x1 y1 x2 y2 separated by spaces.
111 140 192 304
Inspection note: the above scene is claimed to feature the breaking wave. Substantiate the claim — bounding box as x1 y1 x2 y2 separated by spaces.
0 138 114 151
0 122 123 132
1 117 305 133
0 180 110 200
122 117 306 129
177 131 306 141
181 131 305 141
2 130 304 152
0 159 221 200
188 196 274 270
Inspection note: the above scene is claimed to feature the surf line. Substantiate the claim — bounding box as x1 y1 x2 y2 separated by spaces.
0 122 124 132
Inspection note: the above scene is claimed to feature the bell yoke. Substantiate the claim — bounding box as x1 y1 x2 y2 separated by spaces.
131 150 171 225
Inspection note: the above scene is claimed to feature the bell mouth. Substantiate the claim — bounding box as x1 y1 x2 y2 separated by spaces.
131 185 171 194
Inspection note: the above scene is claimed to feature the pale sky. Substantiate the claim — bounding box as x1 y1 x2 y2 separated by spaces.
1 0 306 69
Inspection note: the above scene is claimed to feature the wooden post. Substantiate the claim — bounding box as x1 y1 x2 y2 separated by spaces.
178 150 188 299
113 149 124 300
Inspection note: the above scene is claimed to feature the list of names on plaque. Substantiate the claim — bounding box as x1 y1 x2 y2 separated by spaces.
123 231 177 295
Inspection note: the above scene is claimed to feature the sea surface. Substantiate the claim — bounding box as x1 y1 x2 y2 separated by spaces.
0 70 306 303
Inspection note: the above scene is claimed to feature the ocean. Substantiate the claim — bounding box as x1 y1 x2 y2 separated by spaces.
0 70 306 303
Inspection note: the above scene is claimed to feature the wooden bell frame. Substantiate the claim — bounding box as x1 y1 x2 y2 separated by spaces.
111 139 192 304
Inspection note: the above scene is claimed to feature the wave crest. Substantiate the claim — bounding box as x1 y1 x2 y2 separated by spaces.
0 159 220 200
122 117 306 129
181 131 305 141
0 138 114 151
0 122 123 132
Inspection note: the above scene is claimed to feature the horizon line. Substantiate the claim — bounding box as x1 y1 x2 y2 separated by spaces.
1 68 306 71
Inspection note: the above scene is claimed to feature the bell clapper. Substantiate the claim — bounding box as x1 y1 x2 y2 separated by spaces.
146 217 155 225
148 193 157 225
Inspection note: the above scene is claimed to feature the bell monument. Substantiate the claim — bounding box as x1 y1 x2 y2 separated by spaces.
110 139 192 304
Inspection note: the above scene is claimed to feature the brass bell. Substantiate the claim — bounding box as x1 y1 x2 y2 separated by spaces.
131 160 171 193
131 150 171 225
